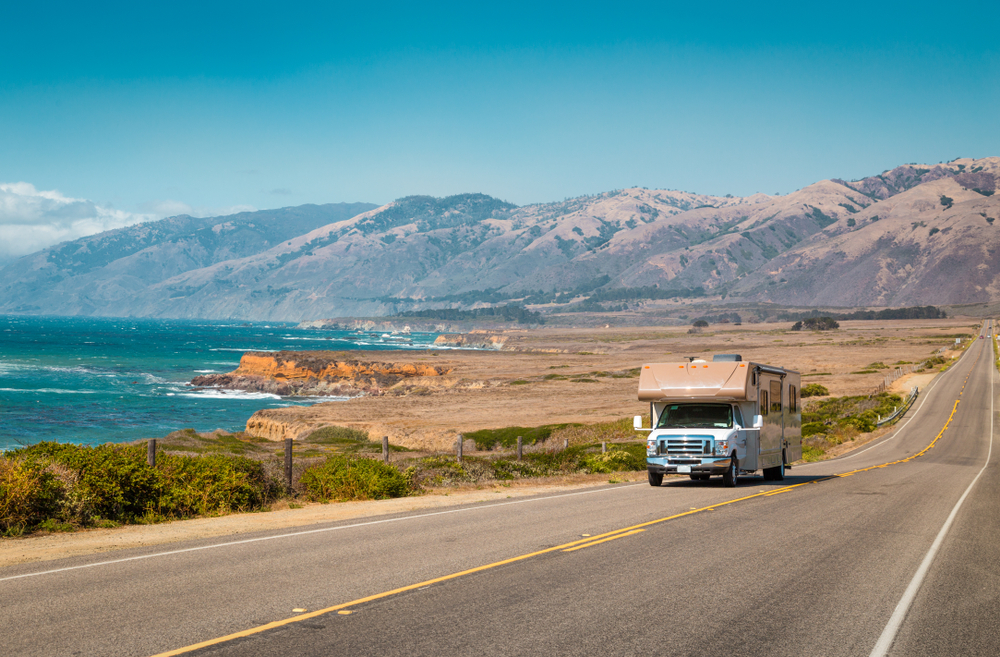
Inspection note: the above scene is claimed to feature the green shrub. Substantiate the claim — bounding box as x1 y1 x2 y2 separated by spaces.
464 424 571 450
801 445 825 462
300 455 412 502
0 459 64 535
801 422 828 437
155 453 279 517
16 442 161 523
920 356 948 371
843 414 875 433
801 383 829 397
802 317 839 331
4 442 284 531
490 459 546 480
581 447 645 473
306 426 371 445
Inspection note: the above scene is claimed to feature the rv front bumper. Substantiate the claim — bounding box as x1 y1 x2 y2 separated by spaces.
647 457 731 475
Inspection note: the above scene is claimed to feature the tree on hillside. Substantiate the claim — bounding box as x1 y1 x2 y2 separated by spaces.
792 317 839 331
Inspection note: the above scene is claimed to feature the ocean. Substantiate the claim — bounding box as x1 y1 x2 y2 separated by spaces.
0 315 445 451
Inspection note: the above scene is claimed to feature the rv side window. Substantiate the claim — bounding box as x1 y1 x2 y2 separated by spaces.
732 405 745 427
760 391 769 416
789 385 797 412
770 380 782 414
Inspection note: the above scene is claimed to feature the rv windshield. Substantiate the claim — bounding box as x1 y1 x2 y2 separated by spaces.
656 403 733 429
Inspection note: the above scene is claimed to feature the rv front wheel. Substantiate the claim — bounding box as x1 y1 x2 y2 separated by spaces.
648 471 664 487
722 458 738 488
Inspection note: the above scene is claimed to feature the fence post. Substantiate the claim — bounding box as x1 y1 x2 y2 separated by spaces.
284 438 293 492
382 436 389 463
457 434 463 463
602 441 607 453
517 436 523 461
563 439 569 451
147 439 156 467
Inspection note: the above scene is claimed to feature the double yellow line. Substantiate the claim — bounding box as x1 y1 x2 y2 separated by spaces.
153 366 974 656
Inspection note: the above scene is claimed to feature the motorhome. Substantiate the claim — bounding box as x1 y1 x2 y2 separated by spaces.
634 354 801 487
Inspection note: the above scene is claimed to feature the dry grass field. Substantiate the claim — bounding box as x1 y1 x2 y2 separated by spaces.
243 318 978 451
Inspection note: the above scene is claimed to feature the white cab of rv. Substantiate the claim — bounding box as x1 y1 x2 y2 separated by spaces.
634 354 802 487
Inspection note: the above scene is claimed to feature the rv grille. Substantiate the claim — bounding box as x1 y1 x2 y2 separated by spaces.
661 436 714 456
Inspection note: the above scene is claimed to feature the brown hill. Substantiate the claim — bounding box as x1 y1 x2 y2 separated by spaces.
0 158 996 319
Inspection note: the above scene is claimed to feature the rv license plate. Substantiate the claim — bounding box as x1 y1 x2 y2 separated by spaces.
677 465 692 474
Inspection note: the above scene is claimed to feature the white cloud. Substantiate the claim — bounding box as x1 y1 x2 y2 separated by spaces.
0 183 257 262
0 182 155 261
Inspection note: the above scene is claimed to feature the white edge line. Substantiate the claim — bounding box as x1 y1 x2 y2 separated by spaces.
868 320 994 657
798 326 979 468
0 482 644 583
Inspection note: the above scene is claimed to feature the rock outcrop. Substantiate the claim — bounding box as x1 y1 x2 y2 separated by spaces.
190 351 453 396
433 332 506 349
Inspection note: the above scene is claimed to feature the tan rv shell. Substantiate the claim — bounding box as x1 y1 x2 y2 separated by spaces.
638 361 761 402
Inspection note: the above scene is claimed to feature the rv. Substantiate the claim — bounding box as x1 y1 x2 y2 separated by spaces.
634 354 801 487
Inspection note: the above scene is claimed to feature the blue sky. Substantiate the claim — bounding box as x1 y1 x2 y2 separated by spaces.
1 1 998 259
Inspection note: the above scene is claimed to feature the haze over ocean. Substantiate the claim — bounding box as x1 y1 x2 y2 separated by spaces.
0 316 443 451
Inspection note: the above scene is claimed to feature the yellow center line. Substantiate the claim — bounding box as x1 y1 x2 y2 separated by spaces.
152 386 973 656
562 529 646 552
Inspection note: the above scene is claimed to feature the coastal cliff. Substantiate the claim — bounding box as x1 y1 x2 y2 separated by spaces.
191 351 453 396
433 332 506 349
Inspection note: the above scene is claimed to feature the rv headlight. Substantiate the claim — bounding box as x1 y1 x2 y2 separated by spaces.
714 440 730 456
646 441 656 454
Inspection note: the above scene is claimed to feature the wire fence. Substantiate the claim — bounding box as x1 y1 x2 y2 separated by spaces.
869 364 919 396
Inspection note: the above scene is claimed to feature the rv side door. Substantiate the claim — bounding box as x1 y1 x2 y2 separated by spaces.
758 377 783 469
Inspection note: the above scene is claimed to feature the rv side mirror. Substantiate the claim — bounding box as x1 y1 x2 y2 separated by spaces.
753 415 764 428
633 415 643 430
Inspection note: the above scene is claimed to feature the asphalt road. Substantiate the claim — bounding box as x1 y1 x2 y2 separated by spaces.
1 323 997 657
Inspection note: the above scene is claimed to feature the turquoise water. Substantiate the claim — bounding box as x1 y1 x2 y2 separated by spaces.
0 316 444 450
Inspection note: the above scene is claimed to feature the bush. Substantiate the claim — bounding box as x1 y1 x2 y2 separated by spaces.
801 422 828 437
801 383 829 397
581 447 645 473
300 455 412 502
4 442 284 531
464 424 570 450
155 453 280 517
0 459 64 535
306 426 371 445
692 319 709 328
844 414 875 433
801 317 839 331
16 442 161 523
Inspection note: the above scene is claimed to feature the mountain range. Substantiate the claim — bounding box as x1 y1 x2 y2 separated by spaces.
1 157 997 320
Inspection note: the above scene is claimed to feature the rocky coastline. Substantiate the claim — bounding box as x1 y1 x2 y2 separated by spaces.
190 351 453 397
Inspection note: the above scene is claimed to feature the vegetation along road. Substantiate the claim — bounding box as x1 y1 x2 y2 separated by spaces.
1 322 998 656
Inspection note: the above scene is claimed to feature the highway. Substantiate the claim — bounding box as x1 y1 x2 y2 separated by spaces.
1 322 997 656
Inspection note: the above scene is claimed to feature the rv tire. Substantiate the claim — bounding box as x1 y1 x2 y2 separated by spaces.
722 457 738 487
648 471 664 487
763 456 787 481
